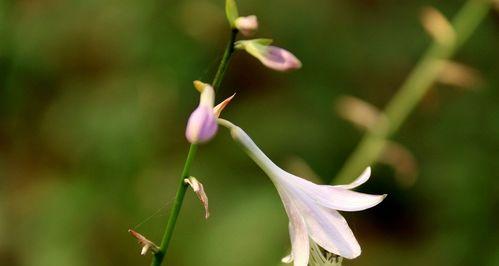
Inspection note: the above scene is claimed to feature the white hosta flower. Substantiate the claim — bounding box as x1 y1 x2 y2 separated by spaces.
218 119 386 265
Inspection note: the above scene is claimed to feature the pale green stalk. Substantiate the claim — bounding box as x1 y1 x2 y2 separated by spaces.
150 29 238 266
334 0 491 184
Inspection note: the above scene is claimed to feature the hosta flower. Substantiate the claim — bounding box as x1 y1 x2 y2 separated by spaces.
235 39 302 72
218 119 386 265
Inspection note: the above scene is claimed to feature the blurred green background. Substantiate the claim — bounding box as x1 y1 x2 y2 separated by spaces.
1 0 498 265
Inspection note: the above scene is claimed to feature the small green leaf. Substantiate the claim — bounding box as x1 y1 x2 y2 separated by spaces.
225 0 239 28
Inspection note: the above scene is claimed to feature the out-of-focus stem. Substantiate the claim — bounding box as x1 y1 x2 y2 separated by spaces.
150 29 238 266
333 0 491 184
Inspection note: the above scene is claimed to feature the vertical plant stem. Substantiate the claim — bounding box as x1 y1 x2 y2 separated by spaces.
150 29 238 266
150 144 197 266
213 29 239 91
333 0 491 184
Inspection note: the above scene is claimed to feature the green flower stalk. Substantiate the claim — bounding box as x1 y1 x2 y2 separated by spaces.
333 0 492 184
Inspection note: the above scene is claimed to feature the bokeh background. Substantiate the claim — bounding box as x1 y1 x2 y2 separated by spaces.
1 0 498 265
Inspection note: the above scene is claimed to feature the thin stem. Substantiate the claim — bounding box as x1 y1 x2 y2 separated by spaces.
213 29 239 91
150 144 197 266
150 29 238 266
333 0 491 184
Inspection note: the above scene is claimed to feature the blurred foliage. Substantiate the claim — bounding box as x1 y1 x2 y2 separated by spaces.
0 0 498 265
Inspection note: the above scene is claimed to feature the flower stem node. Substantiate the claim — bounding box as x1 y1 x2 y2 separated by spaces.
235 39 302 72
235 15 258 36
218 119 386 265
184 177 210 219
128 229 159 256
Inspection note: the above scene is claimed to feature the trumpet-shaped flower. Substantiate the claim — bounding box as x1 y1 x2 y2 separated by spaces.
235 39 302 72
218 119 386 265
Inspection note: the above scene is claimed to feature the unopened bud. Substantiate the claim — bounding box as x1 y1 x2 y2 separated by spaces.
186 81 218 144
235 39 302 72
235 15 258 36
185 106 218 144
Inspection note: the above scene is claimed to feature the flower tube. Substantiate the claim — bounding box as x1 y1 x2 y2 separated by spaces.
218 119 386 265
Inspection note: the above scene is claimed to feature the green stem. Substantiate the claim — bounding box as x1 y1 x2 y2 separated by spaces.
150 144 197 266
333 0 491 184
150 29 238 266
213 29 239 91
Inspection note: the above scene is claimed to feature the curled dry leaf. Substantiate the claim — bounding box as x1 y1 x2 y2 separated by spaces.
128 229 159 256
185 177 210 219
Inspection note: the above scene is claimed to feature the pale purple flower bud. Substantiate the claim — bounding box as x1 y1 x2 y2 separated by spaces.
235 39 302 72
185 81 218 144
234 15 258 36
185 106 218 144
261 46 302 71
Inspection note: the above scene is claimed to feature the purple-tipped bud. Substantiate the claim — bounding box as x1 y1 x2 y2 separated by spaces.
185 106 218 144
235 40 302 72
235 15 258 36
185 81 218 144
259 46 302 71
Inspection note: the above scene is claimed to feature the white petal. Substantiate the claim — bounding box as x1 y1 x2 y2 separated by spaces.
277 187 310 266
279 172 386 212
312 187 386 212
308 208 361 259
334 167 371 189
281 253 293 264
286 186 361 259
227 124 287 180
